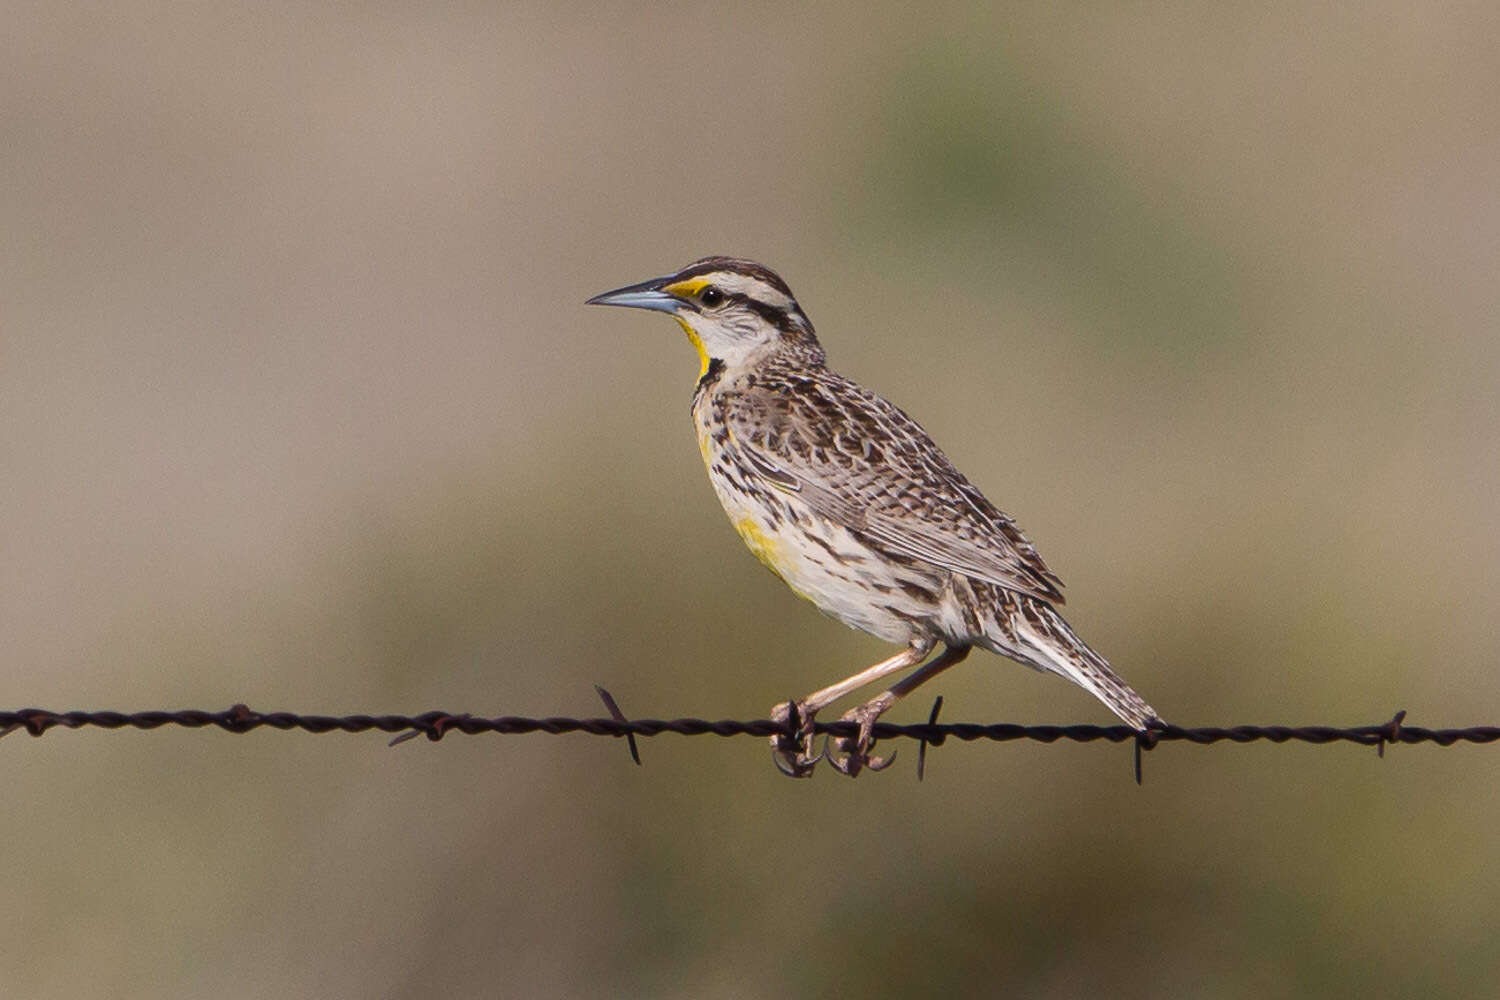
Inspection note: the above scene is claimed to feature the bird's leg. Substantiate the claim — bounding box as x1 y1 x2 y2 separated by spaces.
828 644 971 777
770 640 933 778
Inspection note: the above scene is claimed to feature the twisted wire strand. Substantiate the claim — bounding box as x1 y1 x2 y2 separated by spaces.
2 703 1491 749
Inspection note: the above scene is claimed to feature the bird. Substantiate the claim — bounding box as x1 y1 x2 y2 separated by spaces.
587 256 1161 776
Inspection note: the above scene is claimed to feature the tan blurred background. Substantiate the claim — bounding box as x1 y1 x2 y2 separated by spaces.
4 2 1499 996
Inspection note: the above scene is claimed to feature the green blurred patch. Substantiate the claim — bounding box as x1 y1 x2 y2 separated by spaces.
848 45 1249 359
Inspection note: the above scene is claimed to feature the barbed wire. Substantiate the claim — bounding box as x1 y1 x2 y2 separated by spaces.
3 693 1497 782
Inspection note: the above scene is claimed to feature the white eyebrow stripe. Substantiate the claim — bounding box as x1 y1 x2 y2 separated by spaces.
713 272 797 312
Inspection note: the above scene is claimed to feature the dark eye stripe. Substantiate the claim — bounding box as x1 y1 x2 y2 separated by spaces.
723 292 803 333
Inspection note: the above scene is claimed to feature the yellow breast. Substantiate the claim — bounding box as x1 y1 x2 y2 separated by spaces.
696 400 810 596
733 517 790 579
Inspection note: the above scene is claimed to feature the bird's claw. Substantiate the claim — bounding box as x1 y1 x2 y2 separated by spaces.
771 741 825 778
770 700 822 778
826 703 896 777
826 738 896 777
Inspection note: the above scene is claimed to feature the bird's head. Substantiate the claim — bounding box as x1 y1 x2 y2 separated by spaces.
587 256 823 376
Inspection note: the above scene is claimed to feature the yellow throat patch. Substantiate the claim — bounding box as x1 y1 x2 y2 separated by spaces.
674 316 711 379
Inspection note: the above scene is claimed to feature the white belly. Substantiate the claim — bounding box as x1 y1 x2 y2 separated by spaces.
696 434 956 645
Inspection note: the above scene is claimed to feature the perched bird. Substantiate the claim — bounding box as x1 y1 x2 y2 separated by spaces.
588 257 1161 776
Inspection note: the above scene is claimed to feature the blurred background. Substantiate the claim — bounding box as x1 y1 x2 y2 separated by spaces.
4 2 1498 996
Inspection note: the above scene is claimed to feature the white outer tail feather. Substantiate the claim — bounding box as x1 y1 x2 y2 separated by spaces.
985 598 1159 730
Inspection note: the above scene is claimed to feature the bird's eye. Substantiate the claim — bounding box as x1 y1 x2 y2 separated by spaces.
699 286 725 307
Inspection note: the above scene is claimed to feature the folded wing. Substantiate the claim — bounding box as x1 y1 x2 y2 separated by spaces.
720 377 1066 605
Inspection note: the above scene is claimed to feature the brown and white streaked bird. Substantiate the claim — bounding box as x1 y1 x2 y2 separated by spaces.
588 257 1162 776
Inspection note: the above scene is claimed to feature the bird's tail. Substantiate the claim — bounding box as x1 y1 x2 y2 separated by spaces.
978 593 1159 730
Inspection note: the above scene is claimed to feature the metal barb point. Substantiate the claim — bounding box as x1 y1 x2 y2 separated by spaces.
436 713 472 740
917 695 945 781
595 686 640 765
1377 709 1408 758
1131 719 1164 786
22 709 53 737
223 703 259 733
776 697 805 752
388 712 470 747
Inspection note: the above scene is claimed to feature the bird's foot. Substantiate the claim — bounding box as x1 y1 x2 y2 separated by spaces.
826 695 897 777
769 700 822 778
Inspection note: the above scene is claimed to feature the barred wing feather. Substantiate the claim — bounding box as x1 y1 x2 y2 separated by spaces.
723 384 1067 605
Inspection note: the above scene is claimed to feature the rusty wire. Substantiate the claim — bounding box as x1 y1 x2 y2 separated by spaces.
1 696 1495 783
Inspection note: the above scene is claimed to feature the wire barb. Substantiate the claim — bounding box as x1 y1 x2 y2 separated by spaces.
594 686 640 766
1134 719 1165 786
1377 709 1407 758
917 695 944 781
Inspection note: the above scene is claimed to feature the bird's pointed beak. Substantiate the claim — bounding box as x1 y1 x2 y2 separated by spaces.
585 275 681 313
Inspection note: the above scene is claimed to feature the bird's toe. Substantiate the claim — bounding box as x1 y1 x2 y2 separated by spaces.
769 700 821 778
826 701 896 777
